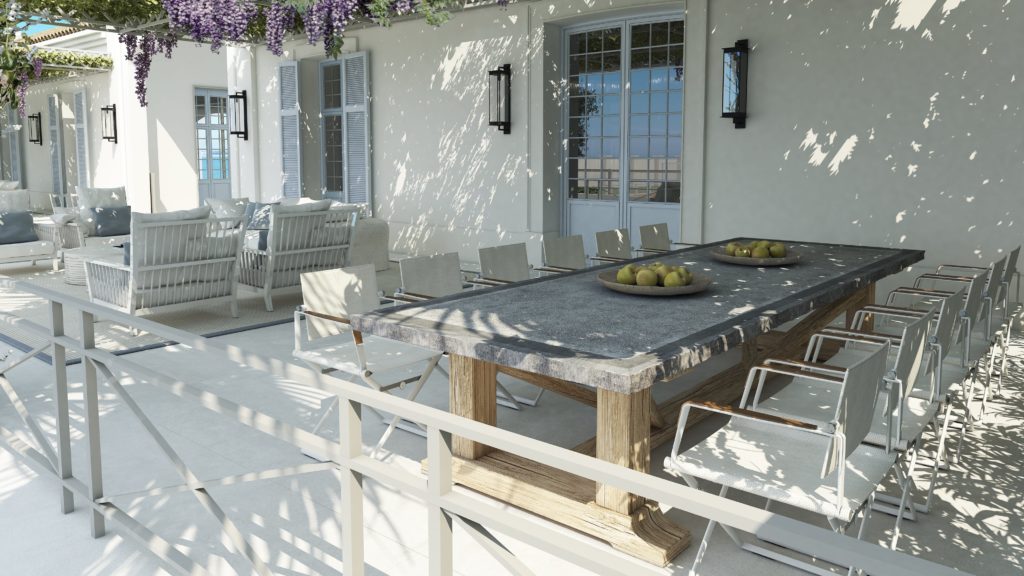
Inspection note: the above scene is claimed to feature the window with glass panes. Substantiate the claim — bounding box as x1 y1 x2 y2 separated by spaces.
195 90 230 182
566 18 683 204
321 62 344 197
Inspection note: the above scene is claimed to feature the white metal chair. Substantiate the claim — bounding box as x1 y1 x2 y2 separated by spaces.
751 311 934 547
473 242 532 286
538 234 586 273
665 343 895 575
394 253 537 410
592 228 632 263
293 264 443 455
636 223 672 254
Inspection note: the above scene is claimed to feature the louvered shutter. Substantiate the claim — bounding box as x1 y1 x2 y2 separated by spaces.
6 109 22 185
73 91 90 189
342 52 371 209
48 95 66 203
279 61 301 198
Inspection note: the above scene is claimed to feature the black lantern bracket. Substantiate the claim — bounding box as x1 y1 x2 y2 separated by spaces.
101 104 118 143
722 39 749 129
229 90 249 140
488 64 511 135
27 113 43 145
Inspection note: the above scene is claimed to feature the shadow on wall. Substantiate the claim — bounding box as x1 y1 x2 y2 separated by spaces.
371 16 535 258
704 0 1021 268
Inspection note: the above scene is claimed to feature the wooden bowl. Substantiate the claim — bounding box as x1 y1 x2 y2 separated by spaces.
596 270 712 296
709 246 800 267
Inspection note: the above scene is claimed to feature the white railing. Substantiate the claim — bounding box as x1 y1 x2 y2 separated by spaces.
0 277 969 576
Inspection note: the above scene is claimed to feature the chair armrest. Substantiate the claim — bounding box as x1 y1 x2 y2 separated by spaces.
635 247 667 254
936 264 988 273
467 277 510 288
750 363 845 384
891 286 955 297
391 291 432 303
535 265 576 274
686 401 819 430
590 255 627 263
917 273 974 283
860 304 928 318
85 259 129 273
303 308 352 326
820 326 903 345
763 358 848 376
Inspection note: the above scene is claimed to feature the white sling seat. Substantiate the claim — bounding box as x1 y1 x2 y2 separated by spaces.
539 234 586 274
293 264 442 455
665 344 894 575
592 228 632 263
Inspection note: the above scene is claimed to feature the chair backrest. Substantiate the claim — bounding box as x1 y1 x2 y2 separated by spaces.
301 264 379 338
822 343 890 478
269 204 357 253
932 286 966 361
400 252 463 298
543 235 586 270
1004 245 1021 286
986 255 1007 313
479 243 531 283
962 267 990 328
639 223 671 251
892 309 933 399
596 228 632 259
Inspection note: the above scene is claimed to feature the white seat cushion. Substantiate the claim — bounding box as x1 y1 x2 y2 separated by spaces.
665 417 896 523
295 333 440 376
0 240 54 260
83 234 129 248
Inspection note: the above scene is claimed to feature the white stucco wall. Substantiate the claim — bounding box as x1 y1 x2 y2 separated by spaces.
694 0 1023 293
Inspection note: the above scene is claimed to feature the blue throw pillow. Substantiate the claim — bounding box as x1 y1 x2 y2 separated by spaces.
91 205 131 237
244 202 277 230
0 211 39 245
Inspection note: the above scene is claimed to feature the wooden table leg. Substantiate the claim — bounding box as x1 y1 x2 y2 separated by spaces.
449 354 496 460
847 283 877 329
596 387 650 514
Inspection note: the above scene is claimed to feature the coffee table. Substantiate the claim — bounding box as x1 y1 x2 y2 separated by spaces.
63 246 123 286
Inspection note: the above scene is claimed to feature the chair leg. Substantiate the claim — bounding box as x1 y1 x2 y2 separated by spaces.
369 356 440 456
263 288 274 312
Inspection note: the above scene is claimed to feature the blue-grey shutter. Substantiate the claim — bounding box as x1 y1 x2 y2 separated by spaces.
48 94 66 203
279 61 301 198
342 52 370 209
73 90 90 189
5 109 22 185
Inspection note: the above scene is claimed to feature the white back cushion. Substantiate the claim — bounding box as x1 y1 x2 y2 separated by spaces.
206 197 249 220
0 190 32 213
0 181 21 190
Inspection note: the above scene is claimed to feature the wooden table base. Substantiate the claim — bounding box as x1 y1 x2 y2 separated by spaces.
426 451 689 566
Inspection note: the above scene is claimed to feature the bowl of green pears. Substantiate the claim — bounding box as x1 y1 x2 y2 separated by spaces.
598 261 712 296
710 240 800 266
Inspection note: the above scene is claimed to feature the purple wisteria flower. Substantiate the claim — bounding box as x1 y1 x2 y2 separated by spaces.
265 1 296 57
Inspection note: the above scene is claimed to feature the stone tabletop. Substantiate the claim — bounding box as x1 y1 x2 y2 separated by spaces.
351 240 924 393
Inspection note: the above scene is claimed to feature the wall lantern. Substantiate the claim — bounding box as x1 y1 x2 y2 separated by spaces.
722 39 749 129
27 113 43 145
229 89 249 140
488 64 511 135
101 104 118 143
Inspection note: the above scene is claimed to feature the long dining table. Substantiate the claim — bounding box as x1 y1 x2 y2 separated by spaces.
351 239 924 566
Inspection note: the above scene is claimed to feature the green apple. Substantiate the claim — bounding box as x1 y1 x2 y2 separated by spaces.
663 271 685 287
616 266 637 285
636 269 659 286
769 243 787 258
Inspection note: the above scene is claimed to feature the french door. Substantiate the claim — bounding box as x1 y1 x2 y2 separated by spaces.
563 16 684 256
195 88 232 202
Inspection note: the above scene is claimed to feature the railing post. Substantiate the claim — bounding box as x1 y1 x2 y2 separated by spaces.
50 301 74 514
338 396 364 576
81 310 105 537
428 427 454 576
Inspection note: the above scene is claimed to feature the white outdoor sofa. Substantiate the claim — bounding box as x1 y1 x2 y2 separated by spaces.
67 186 131 249
84 207 244 317
238 203 360 311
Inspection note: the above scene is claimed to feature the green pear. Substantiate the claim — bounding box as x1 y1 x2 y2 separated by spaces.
616 266 637 285
757 240 772 249
724 242 741 256
769 243 787 258
734 247 751 257
655 264 673 282
752 246 771 259
636 269 659 286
